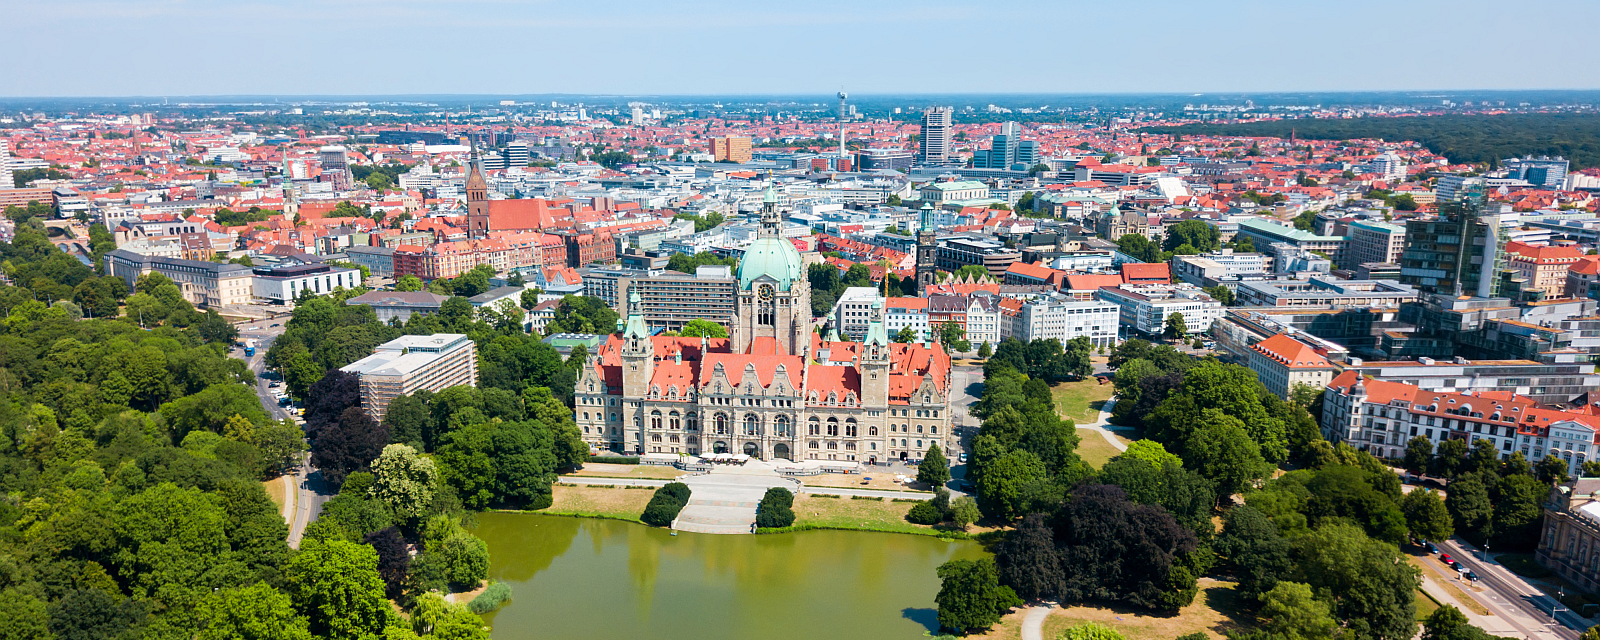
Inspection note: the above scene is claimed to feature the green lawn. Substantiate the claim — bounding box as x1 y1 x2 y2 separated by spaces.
1051 378 1115 425
1415 589 1440 620
1077 430 1131 469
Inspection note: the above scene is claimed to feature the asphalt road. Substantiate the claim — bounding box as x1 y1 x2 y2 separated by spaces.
1435 539 1589 640
235 317 330 549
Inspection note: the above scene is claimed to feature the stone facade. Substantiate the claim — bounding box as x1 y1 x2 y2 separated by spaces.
573 187 954 463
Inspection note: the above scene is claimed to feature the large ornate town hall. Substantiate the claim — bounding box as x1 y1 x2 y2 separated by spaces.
575 185 954 462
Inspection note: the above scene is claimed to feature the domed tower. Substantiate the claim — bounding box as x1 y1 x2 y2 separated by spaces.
732 181 812 355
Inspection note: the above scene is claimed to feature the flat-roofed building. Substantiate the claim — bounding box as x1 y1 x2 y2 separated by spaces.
708 136 752 163
1236 277 1419 308
341 334 478 420
344 246 395 277
1347 220 1406 267
936 237 1022 279
1096 283 1224 336
251 262 363 304
1012 297 1119 348
103 249 253 308
345 291 451 323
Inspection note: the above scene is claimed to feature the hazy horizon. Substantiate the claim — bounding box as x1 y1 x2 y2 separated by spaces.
6 0 1599 97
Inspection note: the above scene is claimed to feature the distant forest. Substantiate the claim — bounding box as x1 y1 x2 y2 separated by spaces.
1144 113 1600 170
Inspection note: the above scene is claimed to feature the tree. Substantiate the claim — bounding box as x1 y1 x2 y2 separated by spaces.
1422 604 1497 640
949 496 981 530
285 539 395 640
919 444 951 487
755 487 795 528
1048 484 1200 611
364 527 412 600
1163 312 1187 341
1204 285 1235 306
678 319 728 339
1063 336 1093 380
1182 410 1269 502
939 322 971 353
1058 623 1126 640
977 342 993 359
1403 437 1433 477
196 582 316 640
973 448 1048 521
1216 505 1293 600
1537 454 1571 485
369 443 439 519
1292 523 1419 640
894 327 918 343
310 407 391 488
1429 438 1468 479
995 513 1062 602
1116 234 1164 263
1491 473 1546 550
0 589 50 640
1401 489 1453 542
395 275 423 292
1257 581 1338 640
935 558 1020 634
1163 220 1221 254
1445 472 1493 541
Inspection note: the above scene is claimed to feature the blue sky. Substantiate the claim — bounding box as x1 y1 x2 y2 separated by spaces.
4 0 1599 97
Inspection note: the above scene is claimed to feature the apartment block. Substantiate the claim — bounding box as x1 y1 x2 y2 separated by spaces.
708 136 752 163
341 334 478 420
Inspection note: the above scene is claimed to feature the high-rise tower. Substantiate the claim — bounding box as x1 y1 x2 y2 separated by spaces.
916 202 938 295
918 106 953 166
837 91 848 162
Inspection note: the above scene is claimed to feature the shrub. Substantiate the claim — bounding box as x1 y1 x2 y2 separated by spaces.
907 500 945 525
640 482 691 527
588 456 640 465
467 581 512 614
756 487 796 528
851 495 884 501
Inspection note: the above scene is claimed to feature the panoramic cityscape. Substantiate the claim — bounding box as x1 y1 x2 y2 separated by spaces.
8 2 1600 640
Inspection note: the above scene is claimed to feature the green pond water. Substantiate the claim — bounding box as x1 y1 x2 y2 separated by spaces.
473 513 987 640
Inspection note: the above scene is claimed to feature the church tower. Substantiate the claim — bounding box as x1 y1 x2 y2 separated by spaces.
733 181 812 356
915 202 938 295
465 140 490 240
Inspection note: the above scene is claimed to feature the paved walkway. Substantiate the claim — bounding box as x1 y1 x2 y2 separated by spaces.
1020 604 1056 640
1078 398 1130 453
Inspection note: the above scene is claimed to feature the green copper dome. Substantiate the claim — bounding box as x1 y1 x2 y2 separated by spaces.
738 236 805 291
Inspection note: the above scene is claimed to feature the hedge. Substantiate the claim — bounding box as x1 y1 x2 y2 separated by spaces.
640 482 691 527
756 487 796 528
587 456 640 465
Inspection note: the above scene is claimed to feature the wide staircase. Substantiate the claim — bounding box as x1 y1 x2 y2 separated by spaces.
671 498 759 534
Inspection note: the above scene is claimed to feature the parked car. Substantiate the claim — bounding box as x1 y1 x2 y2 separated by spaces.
1462 570 1478 581
1426 542 1440 555
958 453 968 464
1440 553 1453 564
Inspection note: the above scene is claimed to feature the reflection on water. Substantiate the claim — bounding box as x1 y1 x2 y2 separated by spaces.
472 513 986 640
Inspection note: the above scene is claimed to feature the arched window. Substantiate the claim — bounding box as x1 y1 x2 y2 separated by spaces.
827 441 838 450
670 411 681 430
583 412 590 421
715 413 728 435
827 417 839 437
846 442 857 451
809 441 820 449
775 415 789 436
808 417 820 435
687 412 697 431
651 410 662 429
845 418 858 438
930 425 937 434
610 413 618 422
869 426 878 436
745 414 760 436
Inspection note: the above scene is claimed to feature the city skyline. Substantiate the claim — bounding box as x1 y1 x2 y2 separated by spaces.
5 0 1600 97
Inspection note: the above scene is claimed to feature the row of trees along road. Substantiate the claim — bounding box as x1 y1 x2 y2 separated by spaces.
936 337 1552 640
0 203 494 639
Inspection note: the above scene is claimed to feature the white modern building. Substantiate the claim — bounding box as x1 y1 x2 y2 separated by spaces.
251 263 363 304
1011 297 1120 348
830 287 884 340
884 297 930 341
341 334 478 420
965 295 1002 348
1096 283 1225 337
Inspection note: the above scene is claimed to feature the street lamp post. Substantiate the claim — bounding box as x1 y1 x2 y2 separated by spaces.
1483 542 1489 562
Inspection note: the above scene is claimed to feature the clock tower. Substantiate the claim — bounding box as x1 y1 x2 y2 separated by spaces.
731 181 811 356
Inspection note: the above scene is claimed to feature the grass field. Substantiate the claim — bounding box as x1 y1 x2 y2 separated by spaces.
542 484 655 522
1415 589 1440 620
1077 430 1131 469
977 578 1252 640
1051 378 1115 425
562 463 685 481
791 494 951 535
263 477 288 518
1406 556 1491 616
800 473 932 492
